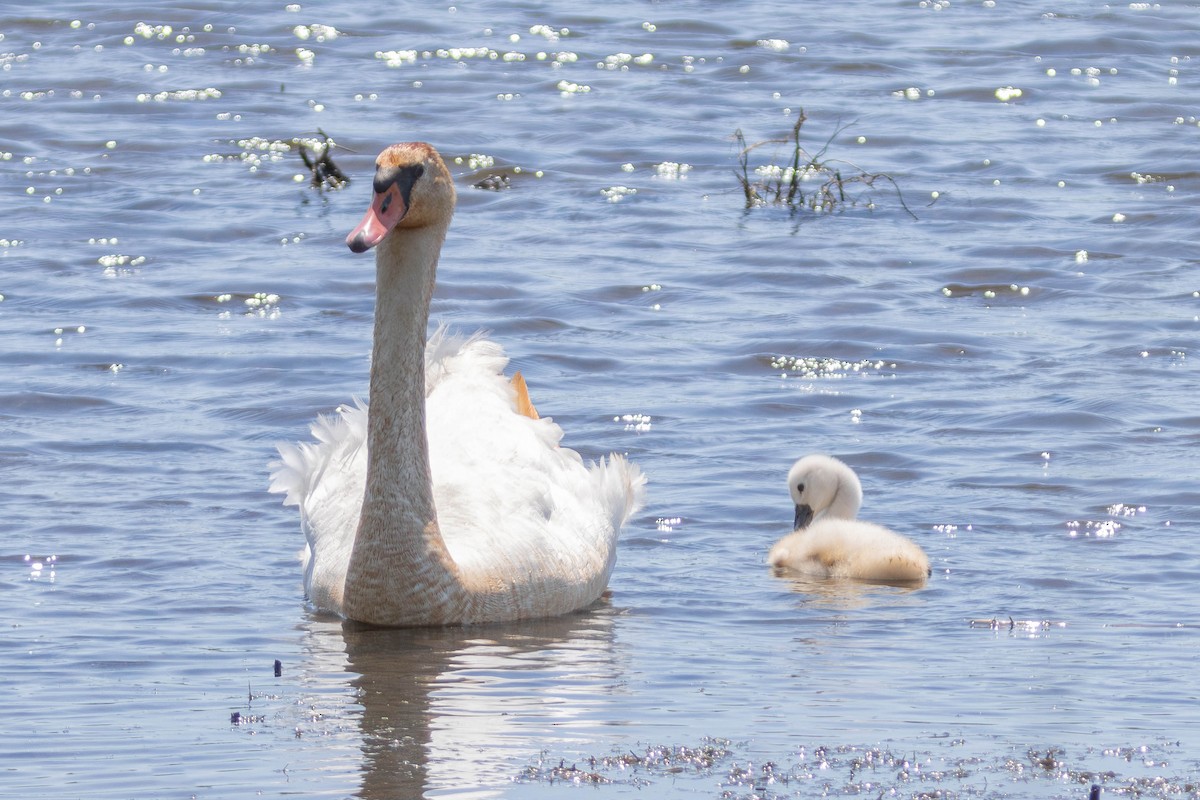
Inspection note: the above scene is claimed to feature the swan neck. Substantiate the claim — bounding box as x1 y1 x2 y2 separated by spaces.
366 226 441 517
344 221 470 625
826 474 863 521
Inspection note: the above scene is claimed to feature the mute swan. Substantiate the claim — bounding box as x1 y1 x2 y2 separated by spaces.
767 455 929 584
270 142 645 626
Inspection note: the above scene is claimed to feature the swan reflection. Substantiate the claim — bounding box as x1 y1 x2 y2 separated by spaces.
301 608 620 799
771 571 927 609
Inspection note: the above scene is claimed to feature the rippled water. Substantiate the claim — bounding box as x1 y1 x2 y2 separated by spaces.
3 1 1199 798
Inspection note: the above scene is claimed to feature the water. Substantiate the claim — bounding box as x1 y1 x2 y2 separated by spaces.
3 1 1199 797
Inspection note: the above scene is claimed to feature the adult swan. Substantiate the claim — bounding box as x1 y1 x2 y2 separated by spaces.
270 142 645 626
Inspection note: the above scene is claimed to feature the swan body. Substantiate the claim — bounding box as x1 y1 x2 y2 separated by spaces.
767 455 929 584
270 142 645 626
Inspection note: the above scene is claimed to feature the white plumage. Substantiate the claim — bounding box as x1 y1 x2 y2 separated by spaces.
768 454 929 584
270 142 644 626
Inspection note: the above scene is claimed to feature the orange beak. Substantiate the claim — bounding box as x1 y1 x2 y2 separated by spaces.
346 181 409 253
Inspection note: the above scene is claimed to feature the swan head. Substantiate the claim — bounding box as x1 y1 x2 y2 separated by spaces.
346 142 456 253
787 454 864 529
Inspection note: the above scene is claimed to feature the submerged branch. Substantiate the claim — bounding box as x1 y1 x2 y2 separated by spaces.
734 110 915 218
294 129 350 191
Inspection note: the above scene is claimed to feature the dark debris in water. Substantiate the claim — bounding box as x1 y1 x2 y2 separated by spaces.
518 760 611 786
295 129 349 191
520 739 1195 800
473 173 511 191
519 739 733 788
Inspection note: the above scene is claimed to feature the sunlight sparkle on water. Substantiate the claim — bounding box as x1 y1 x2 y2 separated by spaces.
214 292 281 319
293 24 339 42
656 517 682 533
614 413 651 433
204 137 294 172
557 79 591 95
654 162 691 179
136 87 221 103
756 38 789 51
528 24 568 42
98 254 146 277
601 186 636 202
770 355 894 380
1066 520 1121 538
24 554 57 581
599 52 654 70
454 154 494 169
130 22 174 41
754 163 821 183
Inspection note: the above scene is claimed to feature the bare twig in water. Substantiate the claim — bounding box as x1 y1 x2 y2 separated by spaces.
294 129 350 190
734 110 915 218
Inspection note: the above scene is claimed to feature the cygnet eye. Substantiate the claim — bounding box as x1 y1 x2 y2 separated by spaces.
795 483 805 495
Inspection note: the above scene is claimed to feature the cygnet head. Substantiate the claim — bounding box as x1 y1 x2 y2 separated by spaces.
346 142 456 253
788 454 864 530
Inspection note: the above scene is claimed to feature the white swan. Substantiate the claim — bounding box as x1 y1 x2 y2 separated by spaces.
270 142 645 626
767 455 929 584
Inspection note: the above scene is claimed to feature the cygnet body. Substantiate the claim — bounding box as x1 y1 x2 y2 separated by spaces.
768 455 929 584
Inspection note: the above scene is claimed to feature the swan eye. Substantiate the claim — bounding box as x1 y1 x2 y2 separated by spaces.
795 483 805 495
373 163 426 198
